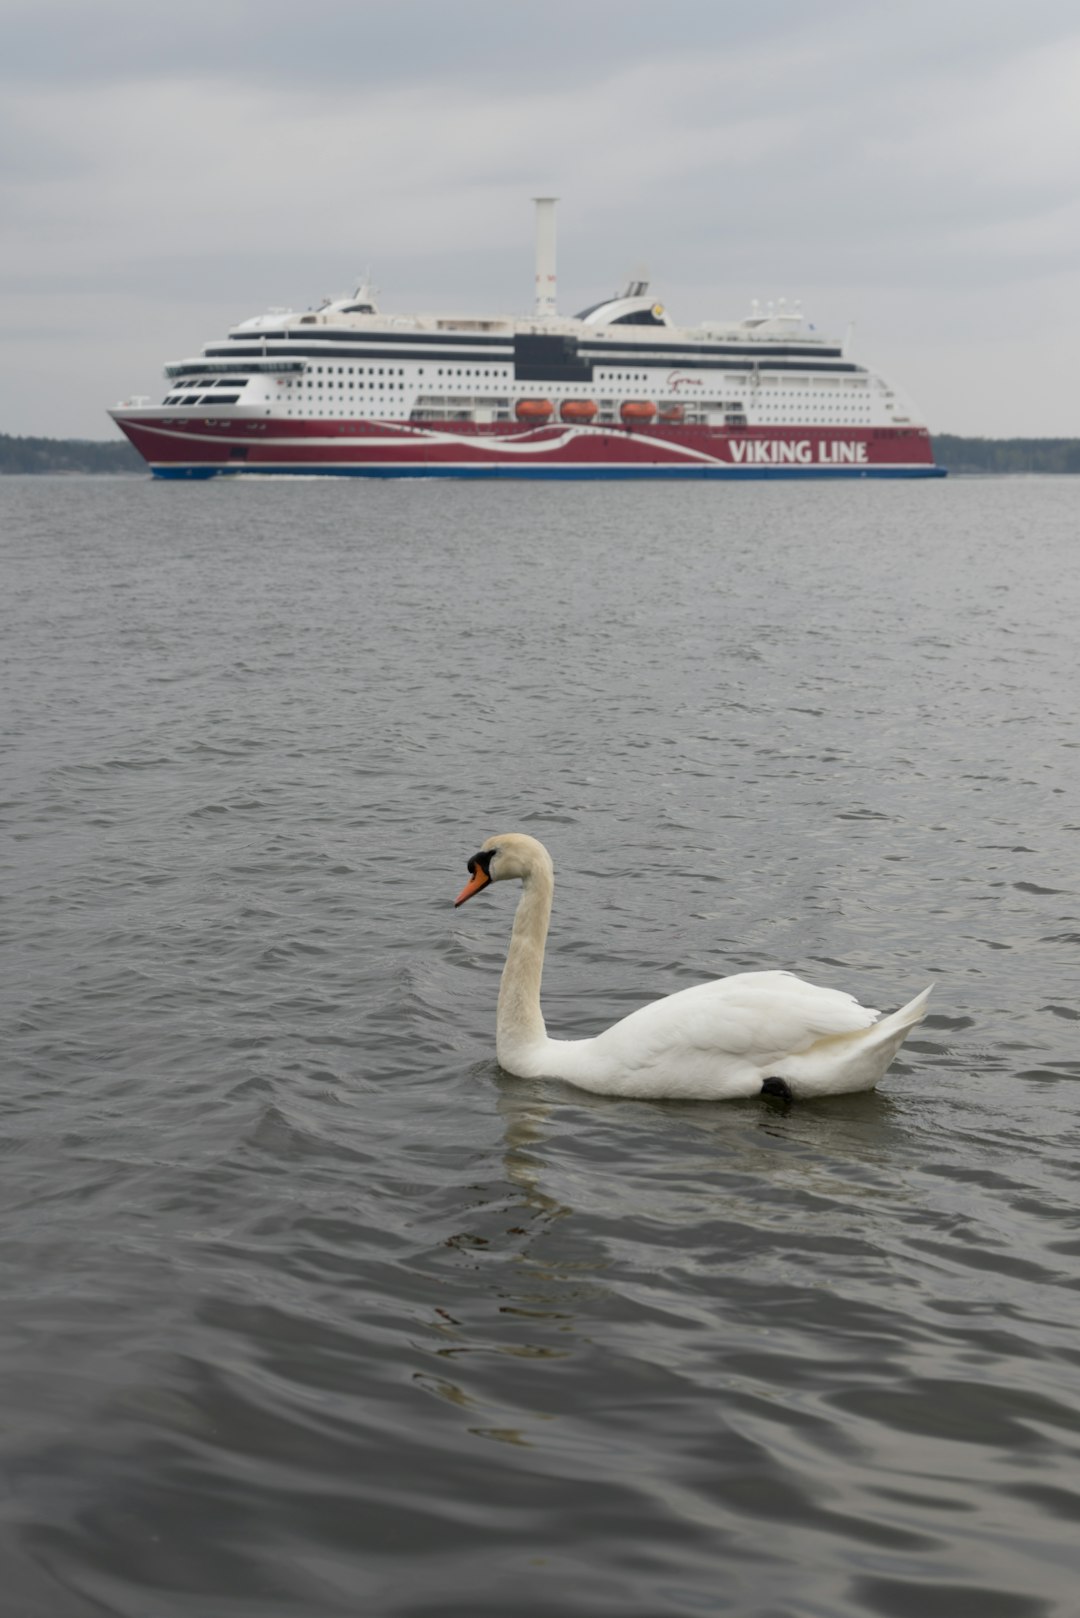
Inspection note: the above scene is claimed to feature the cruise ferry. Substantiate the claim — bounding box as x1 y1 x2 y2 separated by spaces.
109 200 944 479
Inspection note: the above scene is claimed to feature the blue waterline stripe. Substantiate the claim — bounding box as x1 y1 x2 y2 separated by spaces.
150 464 947 481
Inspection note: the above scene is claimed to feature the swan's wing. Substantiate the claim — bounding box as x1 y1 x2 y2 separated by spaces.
696 970 880 1049
576 971 879 1097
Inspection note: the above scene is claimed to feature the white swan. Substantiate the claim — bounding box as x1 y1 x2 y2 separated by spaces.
454 833 930 1102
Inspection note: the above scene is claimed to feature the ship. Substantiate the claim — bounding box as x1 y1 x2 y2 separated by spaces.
109 200 945 480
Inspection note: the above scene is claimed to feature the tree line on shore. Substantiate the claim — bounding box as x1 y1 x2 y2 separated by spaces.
930 436 1080 474
0 433 143 474
1 430 1079 475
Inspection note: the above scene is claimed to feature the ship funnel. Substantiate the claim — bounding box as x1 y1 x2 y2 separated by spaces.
533 196 558 317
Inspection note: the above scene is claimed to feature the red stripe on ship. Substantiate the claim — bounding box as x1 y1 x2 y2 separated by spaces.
111 417 938 471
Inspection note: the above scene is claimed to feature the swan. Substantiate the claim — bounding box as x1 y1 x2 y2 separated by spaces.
454 833 930 1102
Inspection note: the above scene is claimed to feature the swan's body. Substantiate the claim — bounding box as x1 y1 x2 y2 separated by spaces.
455 833 930 1102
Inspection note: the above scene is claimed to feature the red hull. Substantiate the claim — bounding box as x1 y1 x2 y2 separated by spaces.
110 413 943 477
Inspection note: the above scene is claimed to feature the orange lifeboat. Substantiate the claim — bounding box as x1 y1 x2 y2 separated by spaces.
516 399 554 423
658 402 685 424
560 399 598 423
620 400 657 424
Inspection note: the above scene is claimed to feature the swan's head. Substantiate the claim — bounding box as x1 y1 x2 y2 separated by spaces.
454 833 552 906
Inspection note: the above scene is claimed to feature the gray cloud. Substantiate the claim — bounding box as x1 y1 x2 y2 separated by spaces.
0 0 836 90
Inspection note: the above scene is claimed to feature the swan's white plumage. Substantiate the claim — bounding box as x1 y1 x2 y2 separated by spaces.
455 833 930 1102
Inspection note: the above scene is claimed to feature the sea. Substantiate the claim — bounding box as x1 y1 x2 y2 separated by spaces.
2 472 1079 1618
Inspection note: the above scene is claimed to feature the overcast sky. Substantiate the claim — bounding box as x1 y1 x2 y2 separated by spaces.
2 0 1078 438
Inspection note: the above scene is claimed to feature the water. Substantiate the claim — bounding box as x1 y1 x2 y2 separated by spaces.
2 473 1079 1618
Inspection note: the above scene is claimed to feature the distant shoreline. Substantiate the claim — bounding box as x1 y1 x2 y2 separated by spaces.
929 436 1080 475
1 433 143 475
2 430 1078 476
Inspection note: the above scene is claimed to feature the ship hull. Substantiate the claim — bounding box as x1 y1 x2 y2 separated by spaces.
110 414 946 479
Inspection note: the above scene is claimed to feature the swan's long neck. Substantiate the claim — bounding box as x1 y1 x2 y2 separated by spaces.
495 863 553 1073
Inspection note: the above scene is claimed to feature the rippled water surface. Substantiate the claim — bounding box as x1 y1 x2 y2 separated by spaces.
3 473 1079 1617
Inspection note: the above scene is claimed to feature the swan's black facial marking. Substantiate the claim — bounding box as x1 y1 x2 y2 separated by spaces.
454 848 496 907
761 1076 793 1103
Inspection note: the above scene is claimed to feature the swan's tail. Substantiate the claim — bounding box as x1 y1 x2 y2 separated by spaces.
775 986 932 1099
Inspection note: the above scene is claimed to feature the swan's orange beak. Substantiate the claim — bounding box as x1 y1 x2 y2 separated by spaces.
454 867 491 907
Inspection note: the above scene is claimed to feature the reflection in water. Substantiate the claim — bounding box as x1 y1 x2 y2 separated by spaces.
495 1079 567 1221
414 1080 582 1449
